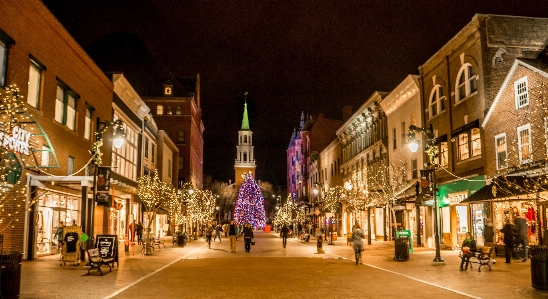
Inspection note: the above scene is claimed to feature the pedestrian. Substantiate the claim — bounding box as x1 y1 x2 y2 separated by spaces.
352 223 365 265
500 219 516 263
297 223 302 237
514 213 528 262
483 221 496 263
242 223 254 253
223 223 228 238
215 224 222 242
281 223 289 248
459 232 476 271
53 221 64 253
136 222 144 245
228 220 237 253
205 224 213 248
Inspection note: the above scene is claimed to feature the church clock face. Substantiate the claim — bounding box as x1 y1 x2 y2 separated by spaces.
164 86 172 96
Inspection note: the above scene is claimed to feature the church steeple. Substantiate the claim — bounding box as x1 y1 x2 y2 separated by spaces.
234 92 256 187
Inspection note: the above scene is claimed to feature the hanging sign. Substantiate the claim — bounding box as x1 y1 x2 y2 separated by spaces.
0 126 31 155
420 169 434 195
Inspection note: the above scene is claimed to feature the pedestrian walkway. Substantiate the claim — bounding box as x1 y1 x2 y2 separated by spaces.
19 231 548 298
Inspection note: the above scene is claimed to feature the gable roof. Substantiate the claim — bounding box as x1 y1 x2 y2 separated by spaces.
482 58 548 128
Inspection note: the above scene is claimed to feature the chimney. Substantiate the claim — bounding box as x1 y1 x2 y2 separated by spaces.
342 106 353 121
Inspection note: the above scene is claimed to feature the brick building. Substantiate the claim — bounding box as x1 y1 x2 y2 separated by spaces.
0 1 115 258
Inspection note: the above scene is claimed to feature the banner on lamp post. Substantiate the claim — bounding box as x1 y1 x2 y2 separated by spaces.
419 169 434 196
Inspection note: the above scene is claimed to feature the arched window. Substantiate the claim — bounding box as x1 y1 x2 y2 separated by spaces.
157 105 163 115
429 85 445 118
167 106 173 115
178 131 185 143
244 135 248 143
243 152 248 161
176 106 182 115
455 64 477 102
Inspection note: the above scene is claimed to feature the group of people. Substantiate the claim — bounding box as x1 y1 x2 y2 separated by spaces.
458 213 530 271
205 220 255 253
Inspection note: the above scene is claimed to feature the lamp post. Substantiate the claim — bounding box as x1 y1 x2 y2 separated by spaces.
88 119 125 260
408 123 445 265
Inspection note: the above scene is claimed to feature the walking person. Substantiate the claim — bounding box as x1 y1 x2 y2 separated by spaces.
281 223 289 248
501 219 515 263
228 220 237 253
205 224 213 249
214 224 222 242
53 221 64 254
352 224 365 265
459 232 477 271
515 213 529 262
242 223 254 253
483 221 496 263
136 222 144 245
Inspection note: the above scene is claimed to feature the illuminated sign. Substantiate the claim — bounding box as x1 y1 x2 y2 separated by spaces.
0 126 31 155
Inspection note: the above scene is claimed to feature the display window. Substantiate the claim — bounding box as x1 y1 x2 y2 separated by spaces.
494 200 538 245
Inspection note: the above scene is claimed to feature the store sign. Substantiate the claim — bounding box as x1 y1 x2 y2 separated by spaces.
420 169 434 195
0 126 31 155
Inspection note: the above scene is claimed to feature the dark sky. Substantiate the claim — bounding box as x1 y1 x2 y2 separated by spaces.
43 0 548 187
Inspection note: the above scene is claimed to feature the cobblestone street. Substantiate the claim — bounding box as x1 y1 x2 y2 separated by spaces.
19 231 548 299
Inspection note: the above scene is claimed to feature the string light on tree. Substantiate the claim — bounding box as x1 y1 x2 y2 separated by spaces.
234 172 266 228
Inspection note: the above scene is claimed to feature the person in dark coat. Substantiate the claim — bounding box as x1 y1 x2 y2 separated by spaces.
500 220 515 263
514 213 529 262
281 224 289 248
242 223 254 253
136 222 144 245
459 232 476 271
352 224 365 265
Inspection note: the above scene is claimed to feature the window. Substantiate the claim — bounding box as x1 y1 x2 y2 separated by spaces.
27 59 44 108
151 144 155 163
0 31 14 88
429 85 445 118
244 135 247 143
178 131 185 143
112 120 138 180
456 64 477 101
179 157 184 170
244 152 248 161
401 122 406 148
84 106 93 140
54 83 78 130
458 132 469 161
518 124 532 164
144 137 149 159
514 76 529 109
157 105 163 115
471 128 481 157
68 156 74 175
168 159 172 178
495 133 507 170
411 159 418 179
167 106 173 115
176 106 182 115
439 142 448 167
392 128 396 150
41 145 50 167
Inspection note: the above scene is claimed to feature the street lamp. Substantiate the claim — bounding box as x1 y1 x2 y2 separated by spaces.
216 206 220 224
408 123 445 265
87 119 125 260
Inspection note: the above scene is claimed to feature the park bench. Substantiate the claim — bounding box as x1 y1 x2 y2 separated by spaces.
86 248 114 276
469 246 493 272
153 236 165 249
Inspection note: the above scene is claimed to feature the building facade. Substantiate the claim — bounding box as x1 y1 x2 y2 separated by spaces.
234 100 256 187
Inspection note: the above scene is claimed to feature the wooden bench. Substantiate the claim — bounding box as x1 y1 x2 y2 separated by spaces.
470 246 493 272
153 237 165 249
86 248 114 276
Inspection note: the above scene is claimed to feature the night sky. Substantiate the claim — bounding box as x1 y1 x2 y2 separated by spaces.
43 1 548 187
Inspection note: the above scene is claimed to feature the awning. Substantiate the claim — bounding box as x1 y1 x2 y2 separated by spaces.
461 176 544 204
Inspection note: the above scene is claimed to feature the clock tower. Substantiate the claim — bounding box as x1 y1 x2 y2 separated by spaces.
234 94 256 187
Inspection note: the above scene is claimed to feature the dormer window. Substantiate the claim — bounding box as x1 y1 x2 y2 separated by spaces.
164 86 172 96
163 80 173 96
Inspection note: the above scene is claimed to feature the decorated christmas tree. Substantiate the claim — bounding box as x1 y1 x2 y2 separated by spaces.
234 172 266 228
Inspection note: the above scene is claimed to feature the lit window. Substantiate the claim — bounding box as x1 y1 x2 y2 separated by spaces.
514 76 529 109
157 105 163 115
439 142 448 167
429 85 445 118
176 106 182 115
458 133 469 161
84 106 93 140
167 106 173 115
495 133 507 169
54 82 78 131
41 145 50 167
27 59 44 108
471 128 481 157
456 64 477 102
178 131 185 143
518 124 532 164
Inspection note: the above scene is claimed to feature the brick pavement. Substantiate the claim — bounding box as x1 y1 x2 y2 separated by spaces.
19 231 548 298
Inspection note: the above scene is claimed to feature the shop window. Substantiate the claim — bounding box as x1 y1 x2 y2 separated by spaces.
471 128 481 157
458 133 469 161
176 106 182 115
167 106 173 115
429 85 445 118
455 64 477 102
27 58 45 108
495 133 507 170
55 82 78 131
514 76 529 109
157 105 163 115
518 124 532 164
439 142 448 167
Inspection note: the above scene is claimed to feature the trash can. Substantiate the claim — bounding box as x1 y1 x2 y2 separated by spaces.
394 237 409 261
177 234 186 247
529 245 548 290
1 252 23 299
